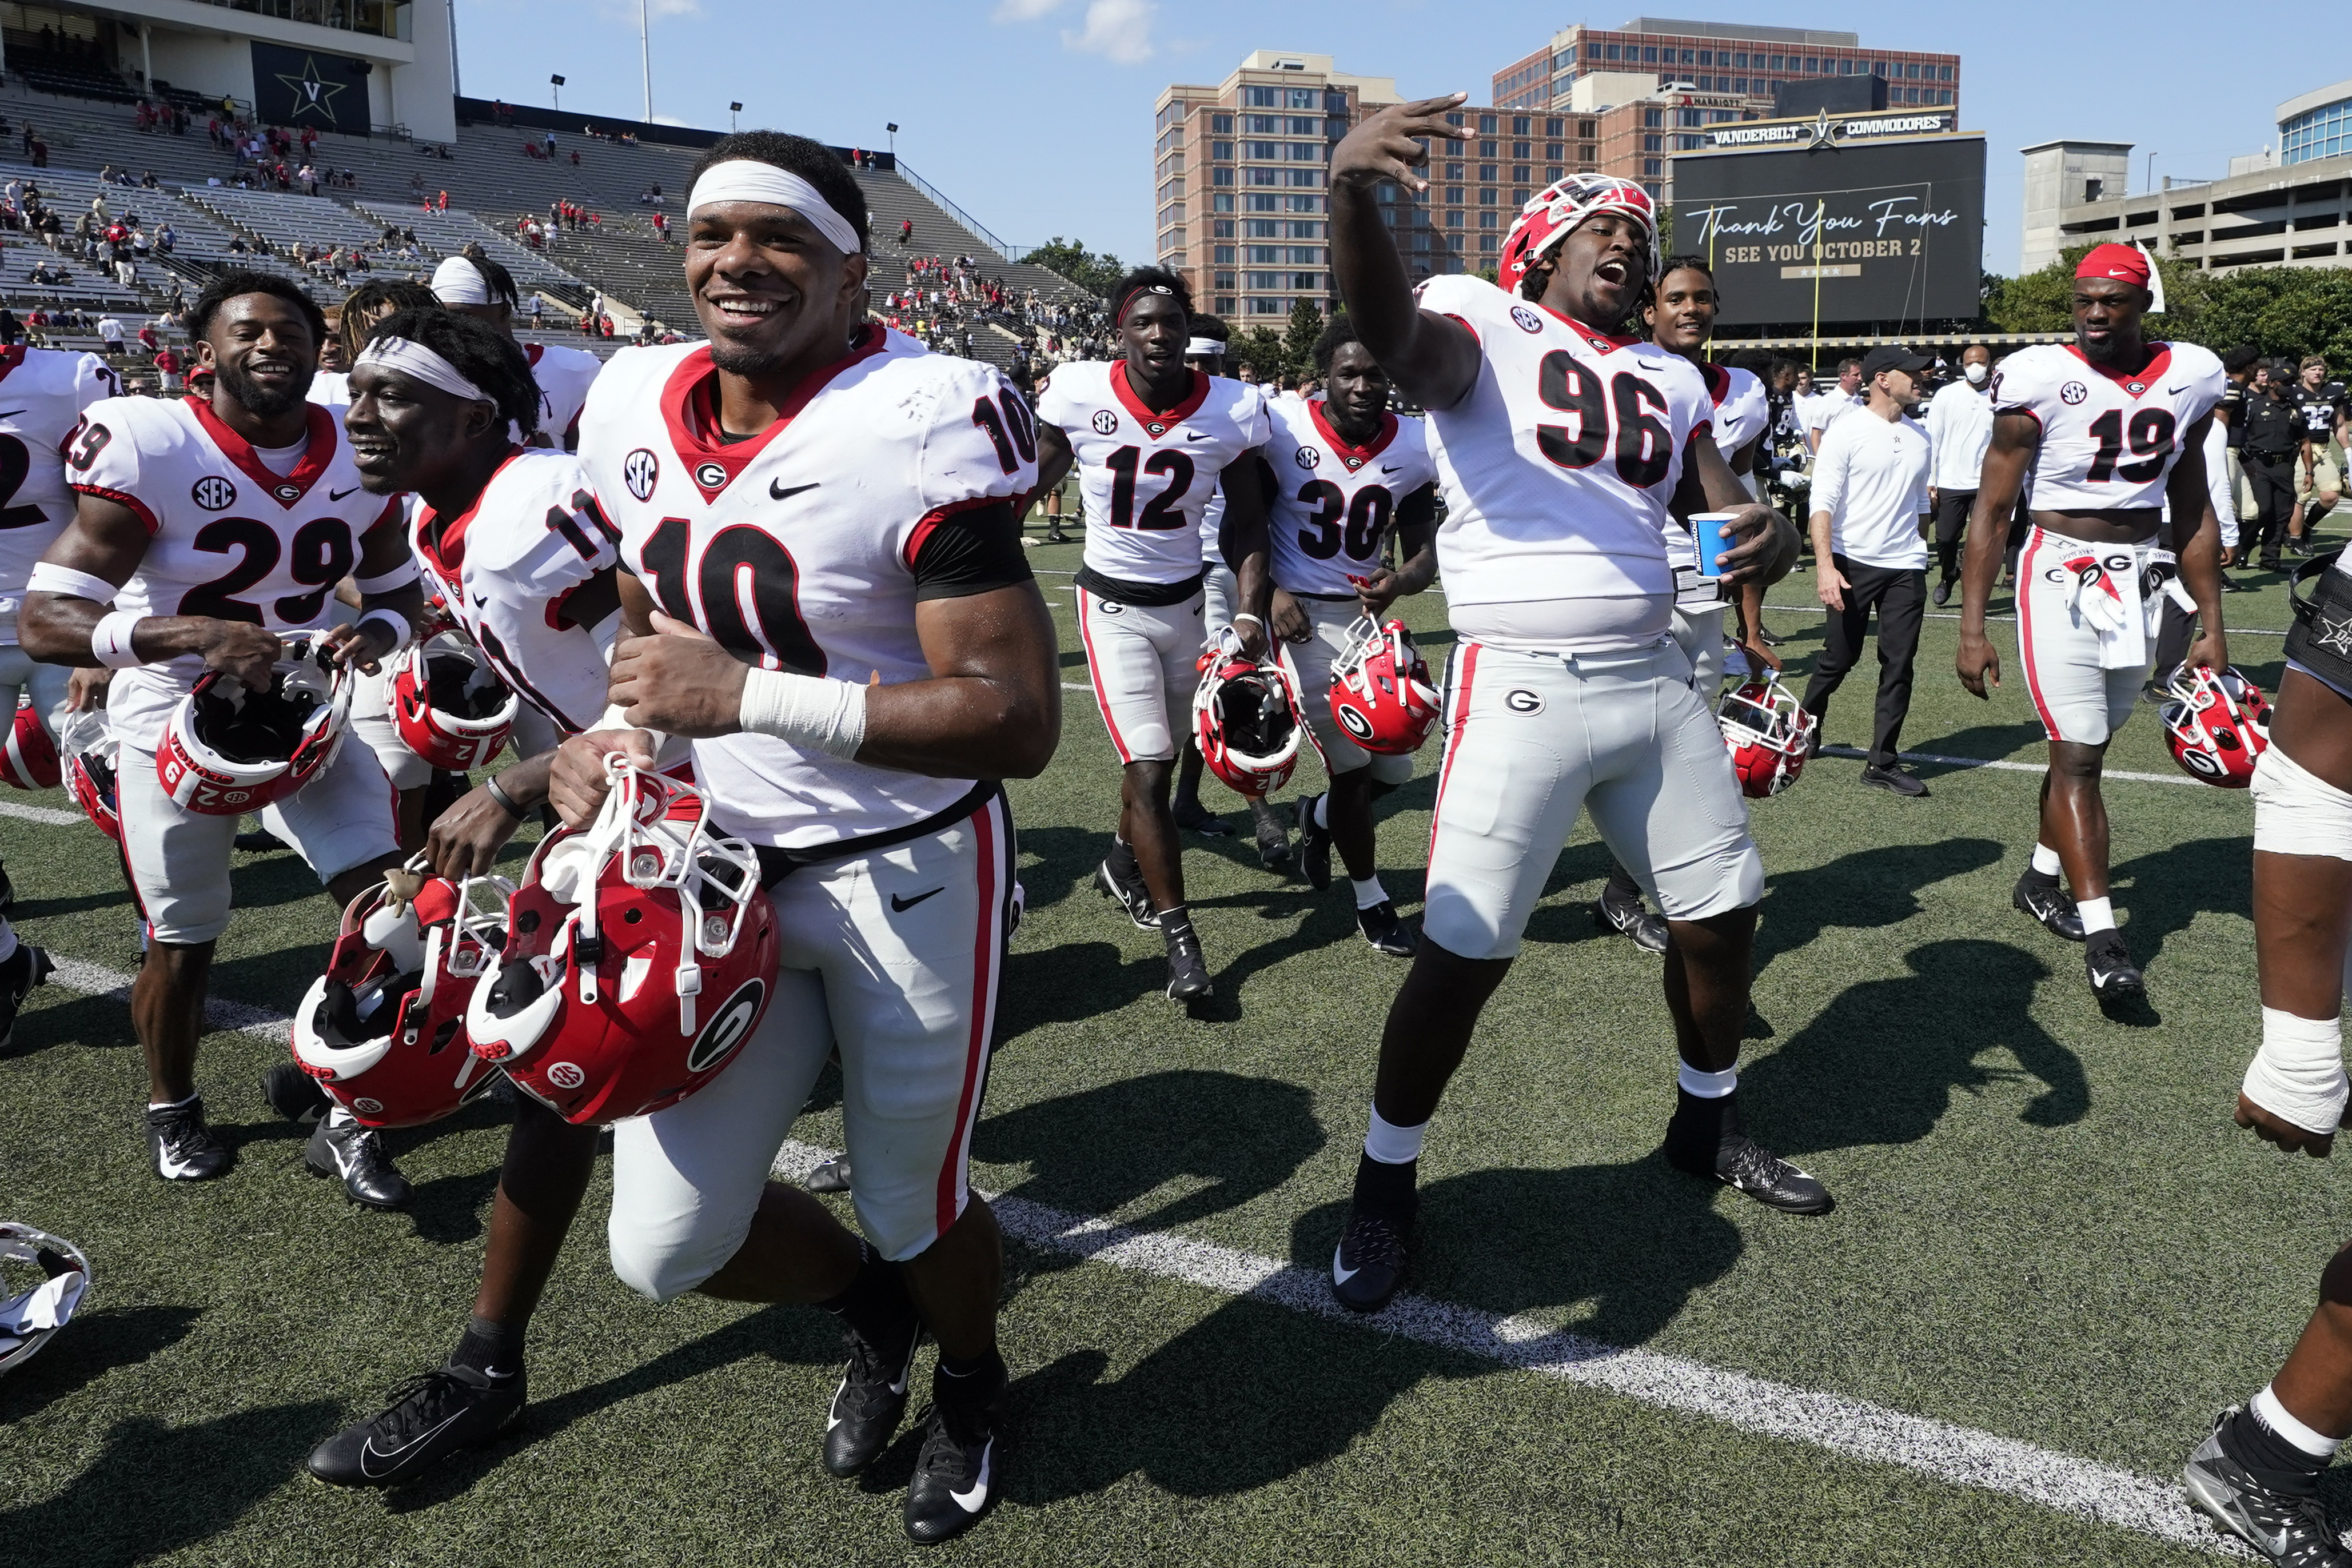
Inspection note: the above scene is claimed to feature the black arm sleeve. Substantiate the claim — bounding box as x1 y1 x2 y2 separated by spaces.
910 498 1035 601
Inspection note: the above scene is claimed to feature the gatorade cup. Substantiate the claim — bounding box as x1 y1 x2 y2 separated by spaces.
1691 512 1740 578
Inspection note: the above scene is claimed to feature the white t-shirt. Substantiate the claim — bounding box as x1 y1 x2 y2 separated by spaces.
1810 406 1931 570
1924 377 1996 492
1804 388 1864 439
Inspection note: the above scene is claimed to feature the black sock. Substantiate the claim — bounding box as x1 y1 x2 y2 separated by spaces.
818 1242 919 1354
2021 864 2060 888
1671 1086 1745 1148
1160 905 1196 943
1604 863 1644 901
935 1346 1007 1402
449 1315 525 1380
1106 835 1139 883
2219 1403 2331 1498
1352 1149 1418 1213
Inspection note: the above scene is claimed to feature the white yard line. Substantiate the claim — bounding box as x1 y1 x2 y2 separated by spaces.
1816 744 2210 789
0 799 87 826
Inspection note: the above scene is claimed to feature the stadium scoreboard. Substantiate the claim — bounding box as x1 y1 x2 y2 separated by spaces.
1668 106 1987 327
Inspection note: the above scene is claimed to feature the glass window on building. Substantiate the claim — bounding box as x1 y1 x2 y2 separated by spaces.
1939 64 1952 80
1245 168 1278 185
1245 114 1278 133
1286 169 1322 187
1211 141 1233 159
1446 210 1464 228
1479 113 1498 133
1769 53 1785 69
1605 43 1620 59
1246 270 1282 286
1212 219 1234 236
1513 165 1531 183
1244 86 1276 106
1214 272 1234 289
1289 221 1322 238
1291 272 1321 290
1213 194 1235 212
1644 135 1663 151
1245 193 1280 210
1644 158 1663 177
1246 221 1279 237
1213 168 1234 186
1481 234 1499 253
1289 87 1317 109
1444 185 1464 205
1480 186 1498 206
1325 91 1349 111
1243 140 1277 158
1480 210 1498 228
1211 113 1234 132
1247 297 1284 314
1546 165 1562 182
1545 141 1563 159
1215 295 1237 313
1214 245 1237 262
1287 194 1324 213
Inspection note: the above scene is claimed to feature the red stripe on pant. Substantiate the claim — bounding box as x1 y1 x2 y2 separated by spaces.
934 796 1001 1240
1074 593 1135 764
2015 529 2060 737
1425 641 1480 865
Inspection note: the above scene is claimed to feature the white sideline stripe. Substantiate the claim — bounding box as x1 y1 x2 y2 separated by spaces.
45 955 292 1044
0 799 85 826
1816 744 2211 790
763 1139 2237 1554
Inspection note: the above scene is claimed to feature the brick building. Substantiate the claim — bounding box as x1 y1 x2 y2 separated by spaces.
1492 18 1959 119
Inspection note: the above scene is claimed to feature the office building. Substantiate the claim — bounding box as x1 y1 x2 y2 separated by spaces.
1491 18 1959 119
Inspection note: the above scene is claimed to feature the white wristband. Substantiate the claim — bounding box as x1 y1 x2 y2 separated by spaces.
358 608 413 652
26 562 118 603
738 665 868 759
2245 1007 2349 1136
90 608 144 668
1231 613 1263 627
353 562 421 595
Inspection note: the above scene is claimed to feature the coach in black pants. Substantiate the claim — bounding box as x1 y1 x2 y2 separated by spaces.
1803 345 1935 797
2242 372 2304 569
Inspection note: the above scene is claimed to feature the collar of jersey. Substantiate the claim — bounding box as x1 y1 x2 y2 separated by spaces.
417 444 527 580
1110 361 1209 438
2064 341 2173 396
1308 399 1396 470
189 396 337 508
1531 299 1642 355
661 325 887 501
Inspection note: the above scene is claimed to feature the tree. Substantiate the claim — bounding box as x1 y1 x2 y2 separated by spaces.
1283 299 1325 378
1230 325 1289 382
1021 237 1121 297
1981 242 2352 366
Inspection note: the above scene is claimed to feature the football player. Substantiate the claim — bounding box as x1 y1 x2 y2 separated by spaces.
302 308 619 1488
1169 316 1290 867
20 271 425 1188
308 280 440 412
1031 268 1274 1007
1597 255 1775 955
432 252 603 453
2178 550 2352 1564
1322 100 1818 1316
547 132 1057 1543
1957 244 2230 999
1266 312 1438 956
0 339 120 1035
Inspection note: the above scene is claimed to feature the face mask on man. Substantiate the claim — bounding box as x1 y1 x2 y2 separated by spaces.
1964 362 1988 386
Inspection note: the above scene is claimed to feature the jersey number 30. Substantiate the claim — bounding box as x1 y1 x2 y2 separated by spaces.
1533 353 1675 489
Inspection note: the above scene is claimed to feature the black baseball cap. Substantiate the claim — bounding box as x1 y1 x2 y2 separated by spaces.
1860 345 1931 380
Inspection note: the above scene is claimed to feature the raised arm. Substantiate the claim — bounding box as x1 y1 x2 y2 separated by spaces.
1328 96 1481 412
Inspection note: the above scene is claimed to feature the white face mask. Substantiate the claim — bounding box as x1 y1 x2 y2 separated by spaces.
1964 361 1988 386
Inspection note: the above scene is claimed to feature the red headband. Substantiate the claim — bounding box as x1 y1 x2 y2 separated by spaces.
2076 243 2151 289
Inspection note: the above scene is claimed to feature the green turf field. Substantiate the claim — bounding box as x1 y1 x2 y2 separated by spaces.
2 520 2342 1565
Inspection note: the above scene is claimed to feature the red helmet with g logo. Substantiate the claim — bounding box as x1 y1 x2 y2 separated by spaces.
0 693 57 790
465 761 778 1126
1498 175 1660 298
2160 664 2271 788
1328 615 1440 755
389 632 518 771
1717 675 1817 798
155 632 350 815
1194 627 1310 797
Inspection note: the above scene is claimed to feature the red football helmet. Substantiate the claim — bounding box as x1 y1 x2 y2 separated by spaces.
1499 174 1661 298
466 760 778 1126
1717 675 1817 798
290 862 505 1127
156 632 351 815
1194 628 1310 797
0 694 57 790
2160 664 2271 788
57 709 119 843
389 632 518 771
1328 615 1440 756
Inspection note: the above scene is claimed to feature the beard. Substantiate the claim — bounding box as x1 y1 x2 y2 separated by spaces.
215 354 314 417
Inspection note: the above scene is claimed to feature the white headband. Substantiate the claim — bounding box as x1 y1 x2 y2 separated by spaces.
687 161 861 254
429 255 497 306
1186 338 1224 358
356 336 492 404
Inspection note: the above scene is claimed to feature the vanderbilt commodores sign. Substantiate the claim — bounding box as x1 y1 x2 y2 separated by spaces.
250 43 370 134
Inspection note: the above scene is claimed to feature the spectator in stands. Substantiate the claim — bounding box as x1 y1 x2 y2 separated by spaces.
155 222 174 254
899 217 913 246
152 344 182 392
27 137 44 170
96 315 122 354
300 164 318 197
227 234 248 254
526 294 544 328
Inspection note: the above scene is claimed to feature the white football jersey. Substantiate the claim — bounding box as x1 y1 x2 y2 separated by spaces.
412 447 618 736
1265 400 1438 599
1993 342 2226 513
579 328 1035 849
69 397 402 751
526 344 602 449
0 346 119 642
307 370 350 411
1035 361 1270 587
1413 274 1713 608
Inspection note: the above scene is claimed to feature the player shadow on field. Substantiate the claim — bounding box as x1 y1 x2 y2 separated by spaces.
0 1398 340 1568
0 1303 201 1423
1737 938 2088 1157
2107 834 2253 977
1751 836 2003 980
1896 719 2051 765
996 1154 1737 1504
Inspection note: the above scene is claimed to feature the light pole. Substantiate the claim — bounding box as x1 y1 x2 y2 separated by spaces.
639 0 652 123
886 122 898 160
730 101 742 133
549 73 564 111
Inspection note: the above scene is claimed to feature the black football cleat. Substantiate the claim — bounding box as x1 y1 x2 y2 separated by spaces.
1165 927 1213 1008
823 1319 923 1478
1171 797 1231 836
308 1363 526 1487
1358 900 1417 958
2084 930 2144 999
2012 871 2086 943
1294 794 1333 892
262 1058 332 1123
1664 1104 1831 1214
903 1367 1008 1544
306 1114 412 1210
1251 799 1291 869
1330 1197 1413 1312
0 940 51 1049
1094 858 1161 931
804 1157 852 1195
1595 880 1669 955
233 827 286 855
148 1096 233 1182
2184 1409 2352 1566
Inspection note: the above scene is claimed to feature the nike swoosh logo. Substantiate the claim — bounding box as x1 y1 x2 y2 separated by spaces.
0 409 26 420
1332 1244 1359 1285
890 887 944 912
1380 465 1401 473
329 486 360 500
359 1409 465 1477
158 1149 200 1177
770 480 819 501
950 1438 993 1512
472 592 489 609
2166 385 2190 395
1185 432 1210 440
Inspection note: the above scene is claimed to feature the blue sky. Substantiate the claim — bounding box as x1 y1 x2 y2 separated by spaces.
449 0 2327 278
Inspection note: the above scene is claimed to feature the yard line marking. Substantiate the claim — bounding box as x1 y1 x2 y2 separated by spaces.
21 949 2239 1555
762 1140 2238 1555
1817 744 2212 789
0 799 86 826
1759 601 2287 636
